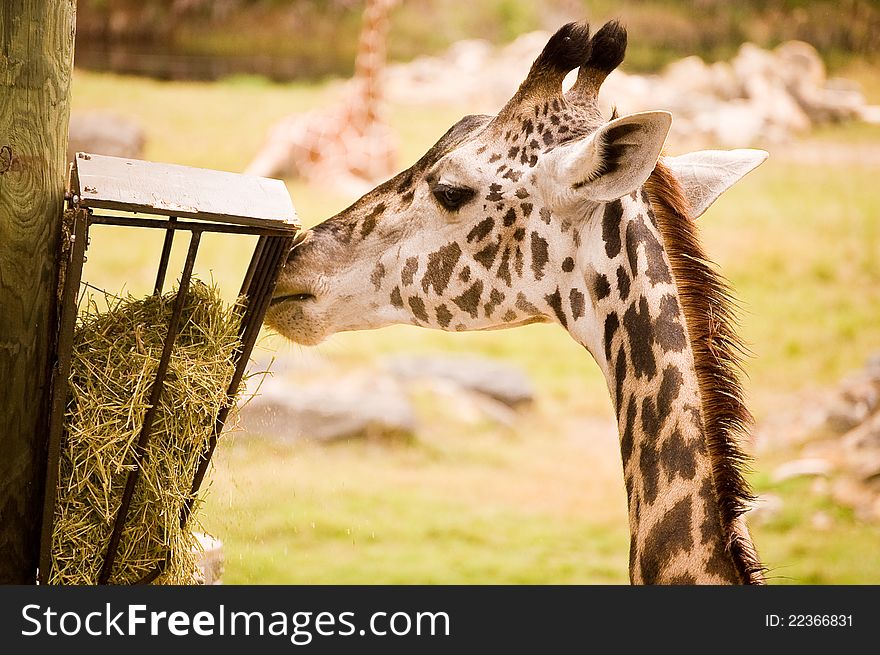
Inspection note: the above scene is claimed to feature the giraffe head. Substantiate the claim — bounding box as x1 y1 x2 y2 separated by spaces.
268 22 764 350
269 21 770 583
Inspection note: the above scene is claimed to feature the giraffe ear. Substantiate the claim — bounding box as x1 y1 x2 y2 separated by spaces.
663 149 769 218
542 111 672 206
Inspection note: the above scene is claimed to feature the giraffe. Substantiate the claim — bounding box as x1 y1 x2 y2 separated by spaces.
245 0 398 193
266 21 769 584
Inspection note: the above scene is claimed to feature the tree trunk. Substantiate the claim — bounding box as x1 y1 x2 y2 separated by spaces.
0 1 76 584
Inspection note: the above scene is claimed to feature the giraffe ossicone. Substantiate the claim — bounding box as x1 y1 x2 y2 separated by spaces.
267 20 767 584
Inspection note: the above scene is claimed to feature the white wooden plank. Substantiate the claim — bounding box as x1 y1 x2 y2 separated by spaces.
74 152 299 229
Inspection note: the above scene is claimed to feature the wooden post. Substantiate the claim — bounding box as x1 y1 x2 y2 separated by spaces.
0 1 76 583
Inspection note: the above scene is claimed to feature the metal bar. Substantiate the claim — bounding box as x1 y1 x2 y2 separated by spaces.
182 235 295 525
98 231 202 585
38 210 91 585
139 235 284 583
89 214 297 237
238 236 267 298
153 216 177 295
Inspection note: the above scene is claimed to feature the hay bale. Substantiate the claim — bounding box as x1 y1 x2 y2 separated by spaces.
50 280 242 585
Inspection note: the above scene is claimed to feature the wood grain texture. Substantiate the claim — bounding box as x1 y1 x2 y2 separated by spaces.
0 1 76 584
74 152 300 227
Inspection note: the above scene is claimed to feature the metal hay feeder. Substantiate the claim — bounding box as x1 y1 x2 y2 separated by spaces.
38 152 300 584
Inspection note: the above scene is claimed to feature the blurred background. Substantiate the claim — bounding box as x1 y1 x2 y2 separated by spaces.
72 0 880 583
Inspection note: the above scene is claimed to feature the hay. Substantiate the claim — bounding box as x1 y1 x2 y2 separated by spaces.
50 280 242 585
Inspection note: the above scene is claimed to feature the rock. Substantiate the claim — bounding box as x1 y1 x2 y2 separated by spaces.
731 43 778 96
842 412 880 452
694 100 767 147
757 352 880 526
193 532 223 585
751 390 829 452
798 85 865 124
240 372 417 443
663 56 714 96
748 493 783 524
385 355 535 408
707 61 742 101
662 56 742 104
839 374 880 411
420 377 519 428
732 44 811 136
855 454 880 487
775 40 826 92
387 32 880 150
772 41 869 124
500 29 550 64
866 353 880 381
825 375 880 433
67 111 145 163
772 457 832 482
444 38 493 71
388 34 874 149
831 477 880 522
826 402 870 434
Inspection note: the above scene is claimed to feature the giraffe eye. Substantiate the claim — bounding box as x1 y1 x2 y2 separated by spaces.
432 183 475 211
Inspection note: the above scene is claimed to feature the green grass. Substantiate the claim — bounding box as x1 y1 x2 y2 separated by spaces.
69 67 880 584
749 468 880 585
206 430 630 584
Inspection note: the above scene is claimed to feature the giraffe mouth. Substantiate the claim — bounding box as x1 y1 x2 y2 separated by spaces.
269 292 316 306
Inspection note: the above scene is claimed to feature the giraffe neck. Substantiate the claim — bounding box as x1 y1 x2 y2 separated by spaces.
352 0 395 126
564 188 753 584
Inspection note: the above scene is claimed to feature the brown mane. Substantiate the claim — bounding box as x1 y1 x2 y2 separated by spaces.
645 162 765 584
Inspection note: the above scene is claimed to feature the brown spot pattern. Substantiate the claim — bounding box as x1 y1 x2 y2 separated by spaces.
422 242 462 295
